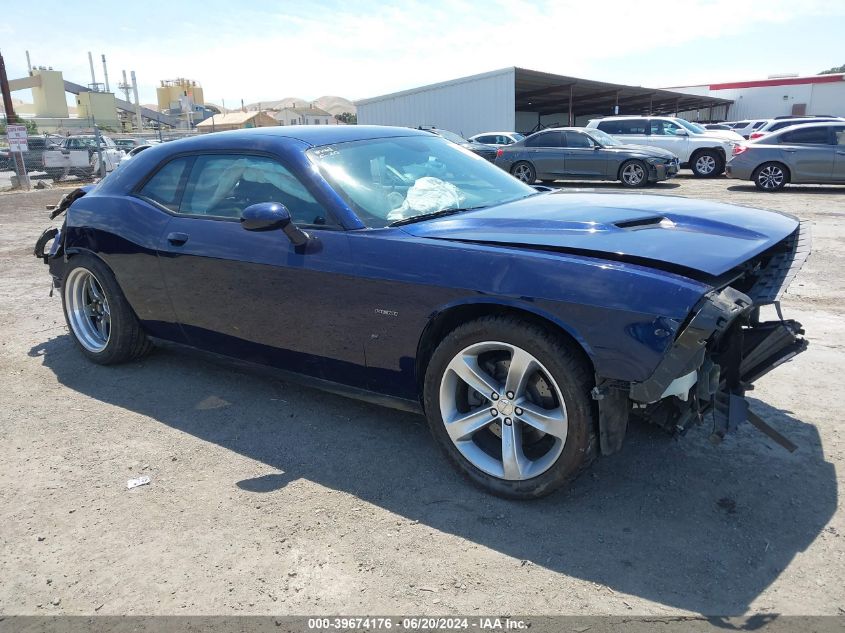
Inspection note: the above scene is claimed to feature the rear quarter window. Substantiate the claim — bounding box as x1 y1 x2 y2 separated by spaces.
137 157 192 212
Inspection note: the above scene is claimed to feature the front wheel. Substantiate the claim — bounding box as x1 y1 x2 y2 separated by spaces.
619 160 648 188
62 255 152 364
423 316 597 499
511 161 536 184
690 150 723 178
753 162 789 191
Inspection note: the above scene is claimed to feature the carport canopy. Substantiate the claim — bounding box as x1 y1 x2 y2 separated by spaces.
514 67 732 122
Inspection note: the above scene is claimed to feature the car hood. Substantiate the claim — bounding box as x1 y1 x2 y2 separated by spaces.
400 191 798 277
695 130 743 142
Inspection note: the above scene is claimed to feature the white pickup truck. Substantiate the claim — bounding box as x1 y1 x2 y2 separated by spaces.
44 135 123 181
586 116 737 177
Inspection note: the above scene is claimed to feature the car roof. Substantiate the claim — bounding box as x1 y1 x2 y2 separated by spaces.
185 125 432 147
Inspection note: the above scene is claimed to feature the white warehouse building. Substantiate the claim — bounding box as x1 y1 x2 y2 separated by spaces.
356 67 730 137
670 73 845 121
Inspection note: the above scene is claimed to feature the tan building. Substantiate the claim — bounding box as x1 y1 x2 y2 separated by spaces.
76 91 120 129
157 79 204 112
195 111 278 133
275 106 335 125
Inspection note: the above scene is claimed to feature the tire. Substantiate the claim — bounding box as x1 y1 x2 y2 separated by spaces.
61 254 152 365
618 159 649 188
690 149 723 178
511 161 536 184
752 162 789 191
423 315 597 499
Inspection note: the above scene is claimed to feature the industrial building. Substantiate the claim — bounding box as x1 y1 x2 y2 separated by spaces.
195 110 277 133
274 106 335 125
668 73 845 120
356 67 731 137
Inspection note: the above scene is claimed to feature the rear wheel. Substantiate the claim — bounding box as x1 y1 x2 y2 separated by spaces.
690 150 723 178
423 316 597 499
62 255 152 364
511 161 536 184
619 160 648 188
753 162 789 191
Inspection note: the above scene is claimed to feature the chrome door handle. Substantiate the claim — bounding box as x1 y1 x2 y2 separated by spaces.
166 232 189 246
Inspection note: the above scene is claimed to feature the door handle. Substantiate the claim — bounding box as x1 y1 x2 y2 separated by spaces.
166 232 189 246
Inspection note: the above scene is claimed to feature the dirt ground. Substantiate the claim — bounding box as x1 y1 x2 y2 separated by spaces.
0 175 843 617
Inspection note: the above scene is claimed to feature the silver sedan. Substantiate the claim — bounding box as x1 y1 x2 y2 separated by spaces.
727 122 845 191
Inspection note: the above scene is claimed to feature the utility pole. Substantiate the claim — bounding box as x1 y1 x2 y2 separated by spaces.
130 71 142 131
101 54 110 92
0 51 31 190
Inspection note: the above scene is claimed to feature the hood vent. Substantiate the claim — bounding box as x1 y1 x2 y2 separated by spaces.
614 216 665 229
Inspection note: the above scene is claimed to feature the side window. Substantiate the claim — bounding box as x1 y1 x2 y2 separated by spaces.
475 135 491 144
596 121 620 134
138 157 192 212
780 127 830 145
835 127 845 145
179 154 332 226
651 120 682 136
525 131 562 148
617 119 647 135
563 131 594 148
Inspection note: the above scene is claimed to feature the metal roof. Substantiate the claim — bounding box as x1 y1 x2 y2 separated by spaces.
513 68 732 117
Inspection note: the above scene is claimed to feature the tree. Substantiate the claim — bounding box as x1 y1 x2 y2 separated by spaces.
819 64 845 74
0 119 38 135
335 112 357 125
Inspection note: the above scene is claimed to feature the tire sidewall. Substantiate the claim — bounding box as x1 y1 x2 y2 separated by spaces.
423 317 596 499
61 254 138 364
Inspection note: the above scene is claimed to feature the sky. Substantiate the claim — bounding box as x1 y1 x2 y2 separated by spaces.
2 0 844 108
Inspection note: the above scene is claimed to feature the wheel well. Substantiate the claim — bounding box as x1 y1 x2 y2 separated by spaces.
690 147 726 162
415 303 594 395
754 161 791 182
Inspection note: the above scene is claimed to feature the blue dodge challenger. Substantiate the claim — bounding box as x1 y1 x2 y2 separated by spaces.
35 125 810 498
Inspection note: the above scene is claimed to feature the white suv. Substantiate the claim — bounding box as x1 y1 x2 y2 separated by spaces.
586 116 736 177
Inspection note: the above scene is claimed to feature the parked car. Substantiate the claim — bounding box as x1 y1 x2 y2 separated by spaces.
421 127 498 161
586 116 736 177
44 135 124 181
494 127 679 187
113 138 154 153
117 144 154 166
728 120 769 139
34 126 809 498
703 123 732 131
676 119 744 142
468 132 525 147
727 121 845 190
0 135 62 172
748 117 845 140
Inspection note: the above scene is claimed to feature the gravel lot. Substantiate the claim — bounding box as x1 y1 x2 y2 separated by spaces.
1 175 843 616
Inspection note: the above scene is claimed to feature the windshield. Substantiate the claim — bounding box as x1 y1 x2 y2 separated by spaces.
307 135 536 228
431 129 468 144
676 119 707 134
512 133 525 141
584 129 623 147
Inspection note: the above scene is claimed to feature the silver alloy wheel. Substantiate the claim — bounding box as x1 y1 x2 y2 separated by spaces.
621 162 645 185
438 341 568 481
695 154 717 175
65 267 111 353
757 164 785 190
513 163 533 183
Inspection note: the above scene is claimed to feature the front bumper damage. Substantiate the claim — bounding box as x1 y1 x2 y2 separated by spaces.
596 221 811 453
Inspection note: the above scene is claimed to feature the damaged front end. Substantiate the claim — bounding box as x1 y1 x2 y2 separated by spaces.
598 221 811 452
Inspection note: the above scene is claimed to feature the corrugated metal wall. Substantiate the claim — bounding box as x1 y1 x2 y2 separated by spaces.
357 69 515 137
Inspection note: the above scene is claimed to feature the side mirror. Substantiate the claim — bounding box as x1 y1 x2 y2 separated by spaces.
241 202 309 246
674 129 688 136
